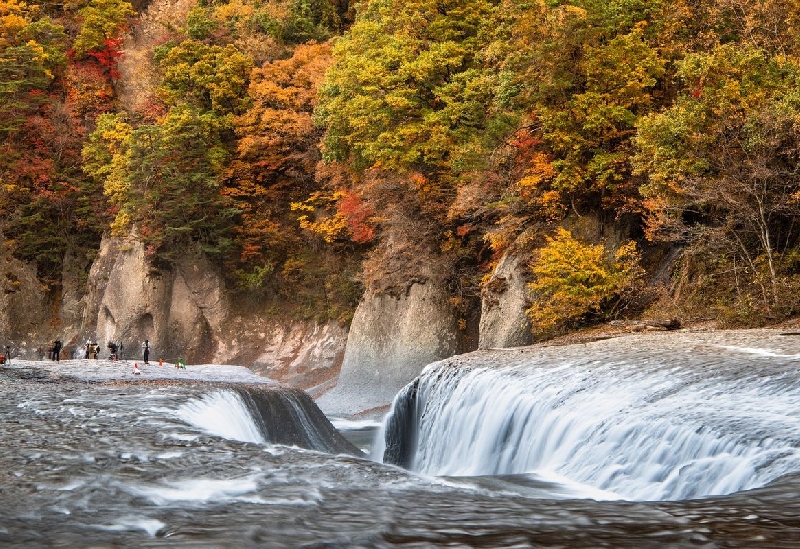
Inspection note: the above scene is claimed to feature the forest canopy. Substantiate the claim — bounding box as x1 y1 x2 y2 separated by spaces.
4 0 800 333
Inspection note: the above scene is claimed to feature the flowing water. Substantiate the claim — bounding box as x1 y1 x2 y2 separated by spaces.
380 341 800 501
3 331 800 547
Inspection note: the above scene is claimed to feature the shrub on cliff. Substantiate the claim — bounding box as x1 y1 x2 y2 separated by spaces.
527 228 643 338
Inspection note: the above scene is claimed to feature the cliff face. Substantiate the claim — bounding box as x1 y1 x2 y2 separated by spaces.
226 319 348 397
0 0 540 404
76 234 347 391
81 235 224 364
2 228 532 413
479 252 534 349
316 279 461 416
0 243 50 357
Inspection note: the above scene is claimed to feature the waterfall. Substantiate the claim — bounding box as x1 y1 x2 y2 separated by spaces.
234 386 363 456
380 343 800 502
177 389 264 443
178 387 362 456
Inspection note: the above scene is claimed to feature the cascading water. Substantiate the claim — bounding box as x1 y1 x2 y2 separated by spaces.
380 340 800 502
6 340 800 547
176 386 362 455
176 389 265 443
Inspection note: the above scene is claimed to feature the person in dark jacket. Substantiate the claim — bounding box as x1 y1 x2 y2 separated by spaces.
142 340 150 364
108 342 118 361
53 340 62 362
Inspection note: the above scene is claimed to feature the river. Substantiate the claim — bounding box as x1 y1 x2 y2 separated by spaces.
2 330 800 547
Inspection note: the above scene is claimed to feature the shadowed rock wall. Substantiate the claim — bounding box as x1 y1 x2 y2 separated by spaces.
0 242 51 357
479 252 534 349
316 280 460 417
79 235 348 390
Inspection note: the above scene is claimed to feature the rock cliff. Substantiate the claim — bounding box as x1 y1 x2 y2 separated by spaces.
0 243 51 357
77 234 347 392
3 227 538 414
0 0 537 402
479 252 534 349
316 279 460 416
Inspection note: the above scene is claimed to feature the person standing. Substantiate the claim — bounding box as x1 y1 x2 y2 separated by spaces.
53 340 62 362
142 339 150 365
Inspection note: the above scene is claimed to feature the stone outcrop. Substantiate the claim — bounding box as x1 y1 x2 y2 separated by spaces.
0 242 51 357
81 235 226 364
316 280 460 417
223 320 348 397
479 252 534 349
78 234 348 390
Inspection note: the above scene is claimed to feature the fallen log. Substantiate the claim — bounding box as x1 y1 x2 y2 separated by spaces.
610 319 681 330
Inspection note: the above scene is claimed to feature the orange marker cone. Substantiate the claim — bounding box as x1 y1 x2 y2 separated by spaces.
133 363 141 375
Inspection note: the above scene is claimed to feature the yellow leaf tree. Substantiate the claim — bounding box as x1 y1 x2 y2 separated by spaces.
527 227 643 337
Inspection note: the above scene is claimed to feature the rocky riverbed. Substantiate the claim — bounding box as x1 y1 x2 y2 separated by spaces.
3 329 800 547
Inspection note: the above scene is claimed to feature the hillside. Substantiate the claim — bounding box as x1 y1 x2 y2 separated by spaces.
3 0 800 351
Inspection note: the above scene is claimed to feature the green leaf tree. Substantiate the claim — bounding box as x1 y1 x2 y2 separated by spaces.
157 39 254 115
315 0 506 180
73 0 135 58
634 45 800 308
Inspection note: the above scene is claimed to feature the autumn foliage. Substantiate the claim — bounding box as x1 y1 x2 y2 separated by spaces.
9 0 800 330
527 228 643 337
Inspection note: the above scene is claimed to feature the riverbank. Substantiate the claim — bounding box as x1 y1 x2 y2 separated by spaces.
6 325 800 420
531 317 800 348
0 358 276 385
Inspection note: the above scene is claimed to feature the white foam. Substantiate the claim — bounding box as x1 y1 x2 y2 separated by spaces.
330 418 382 430
164 432 199 442
719 345 800 359
156 451 184 459
125 476 262 505
383 353 800 502
176 390 264 444
56 479 86 491
95 518 165 537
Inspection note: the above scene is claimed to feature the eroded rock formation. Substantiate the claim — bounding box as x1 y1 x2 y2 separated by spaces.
81 235 224 364
479 252 534 349
316 280 460 416
77 234 348 390
0 244 50 357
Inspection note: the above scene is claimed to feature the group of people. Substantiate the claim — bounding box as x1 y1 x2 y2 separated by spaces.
75 340 118 360
44 337 186 372
48 338 149 362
